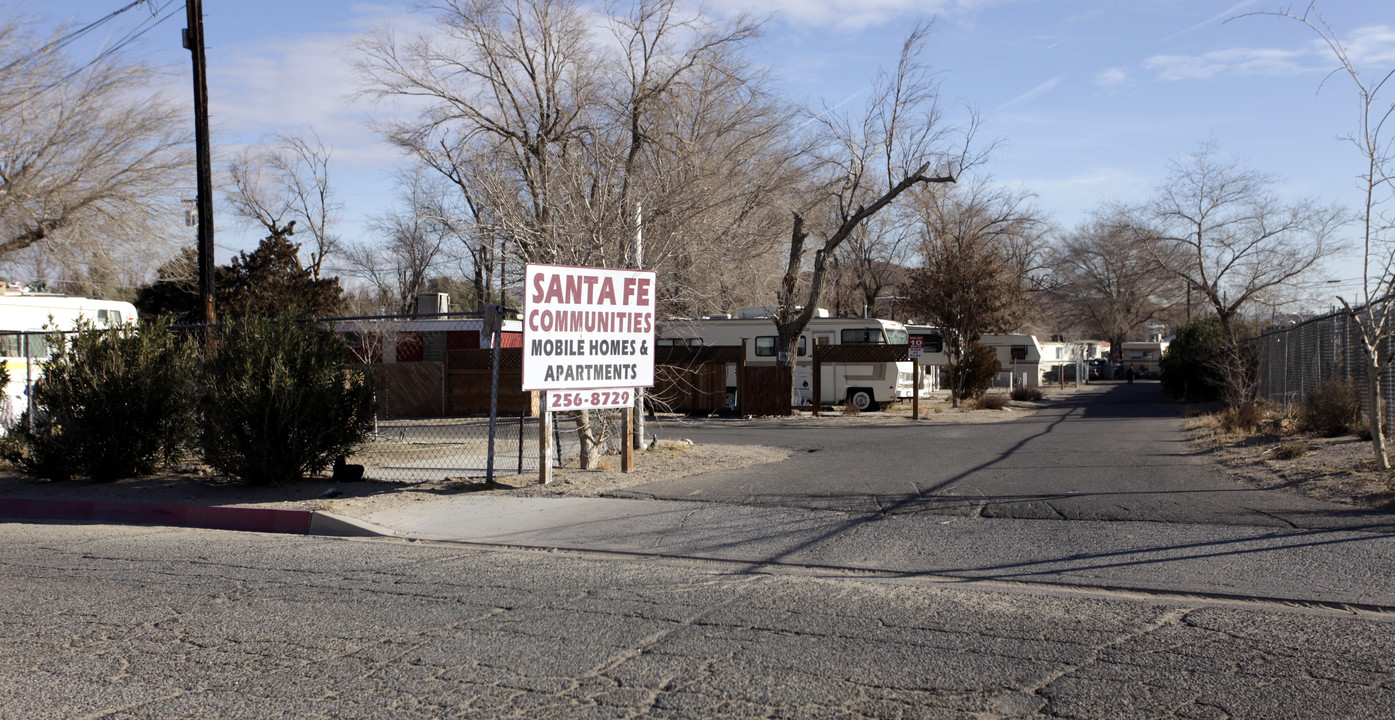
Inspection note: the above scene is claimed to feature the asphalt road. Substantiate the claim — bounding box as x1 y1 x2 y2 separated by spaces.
2 524 1393 719
628 382 1393 532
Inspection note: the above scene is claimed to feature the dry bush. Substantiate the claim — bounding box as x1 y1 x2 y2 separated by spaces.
1302 378 1363 437
1010 386 1043 402
977 395 1010 410
647 440 693 456
841 399 862 416
1218 402 1263 435
1274 439 1308 460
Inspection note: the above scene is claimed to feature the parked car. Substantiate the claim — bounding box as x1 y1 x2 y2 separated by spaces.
1087 358 1109 380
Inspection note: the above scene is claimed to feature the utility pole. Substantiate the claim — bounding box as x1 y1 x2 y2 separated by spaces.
184 0 217 331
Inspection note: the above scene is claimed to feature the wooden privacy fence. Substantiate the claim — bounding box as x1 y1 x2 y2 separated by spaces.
740 365 793 416
811 343 917 417
651 343 795 416
364 349 538 419
447 348 538 416
652 346 742 413
371 363 446 418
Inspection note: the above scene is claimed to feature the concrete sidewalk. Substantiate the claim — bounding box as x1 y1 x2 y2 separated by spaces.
353 494 1395 611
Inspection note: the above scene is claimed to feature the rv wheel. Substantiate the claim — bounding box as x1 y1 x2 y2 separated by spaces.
848 389 878 412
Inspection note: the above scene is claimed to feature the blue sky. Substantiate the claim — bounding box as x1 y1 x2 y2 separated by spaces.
31 1 1395 301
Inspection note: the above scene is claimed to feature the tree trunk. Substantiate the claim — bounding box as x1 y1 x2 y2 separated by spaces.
1366 358 1391 471
575 409 600 469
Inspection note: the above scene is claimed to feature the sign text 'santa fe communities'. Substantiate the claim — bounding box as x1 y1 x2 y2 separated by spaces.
522 264 657 392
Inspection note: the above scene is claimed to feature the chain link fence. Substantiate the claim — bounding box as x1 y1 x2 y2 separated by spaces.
1253 309 1395 431
1 314 603 484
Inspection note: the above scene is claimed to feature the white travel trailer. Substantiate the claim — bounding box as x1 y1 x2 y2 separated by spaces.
0 292 138 426
657 308 922 410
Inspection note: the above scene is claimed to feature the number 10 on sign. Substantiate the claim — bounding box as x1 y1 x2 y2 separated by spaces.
548 389 635 411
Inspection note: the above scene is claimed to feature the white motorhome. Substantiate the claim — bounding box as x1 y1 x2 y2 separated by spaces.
0 292 138 425
657 308 922 410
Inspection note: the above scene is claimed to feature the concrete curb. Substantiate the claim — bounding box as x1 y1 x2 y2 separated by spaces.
0 497 313 535
308 511 397 537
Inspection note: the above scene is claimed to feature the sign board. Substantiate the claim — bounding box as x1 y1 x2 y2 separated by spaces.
522 264 657 392
907 335 924 359
545 388 636 412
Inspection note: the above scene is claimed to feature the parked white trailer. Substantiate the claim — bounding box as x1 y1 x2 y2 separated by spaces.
905 325 1045 388
658 309 923 410
0 292 138 426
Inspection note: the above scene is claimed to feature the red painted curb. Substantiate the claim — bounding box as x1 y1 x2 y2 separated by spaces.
0 498 313 535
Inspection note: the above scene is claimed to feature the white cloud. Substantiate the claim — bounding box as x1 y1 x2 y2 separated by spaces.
1345 25 1395 66
206 4 428 170
1158 0 1259 44
1144 22 1395 84
1144 47 1310 81
699 0 1004 31
996 75 1064 111
1095 67 1128 87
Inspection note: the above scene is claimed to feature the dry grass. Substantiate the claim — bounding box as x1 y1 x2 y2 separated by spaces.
1273 439 1308 460
1187 406 1395 508
976 395 1011 410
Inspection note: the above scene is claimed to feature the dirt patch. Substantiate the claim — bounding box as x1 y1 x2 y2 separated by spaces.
1184 411 1395 510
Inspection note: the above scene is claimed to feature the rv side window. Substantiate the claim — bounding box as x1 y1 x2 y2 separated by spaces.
923 334 943 353
97 309 109 323
840 328 887 344
1010 346 1028 360
25 334 48 359
111 311 123 324
754 336 806 356
0 333 19 357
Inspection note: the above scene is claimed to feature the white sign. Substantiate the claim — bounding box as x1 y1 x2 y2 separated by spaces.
908 336 924 359
523 264 657 392
545 388 636 412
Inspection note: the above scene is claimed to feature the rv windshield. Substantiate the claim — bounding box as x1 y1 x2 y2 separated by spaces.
886 328 908 345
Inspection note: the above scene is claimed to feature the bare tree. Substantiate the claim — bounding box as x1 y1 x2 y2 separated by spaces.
903 181 1037 405
773 23 967 366
223 131 339 280
357 0 597 265
833 212 915 318
1245 4 1395 470
0 17 190 288
338 168 450 315
1148 141 1346 346
358 0 795 464
1048 210 1180 356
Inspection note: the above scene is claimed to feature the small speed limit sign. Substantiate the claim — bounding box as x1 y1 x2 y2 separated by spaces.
908 336 924 359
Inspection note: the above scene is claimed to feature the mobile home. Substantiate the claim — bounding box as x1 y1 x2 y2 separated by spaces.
905 326 1044 389
657 308 922 410
0 291 138 426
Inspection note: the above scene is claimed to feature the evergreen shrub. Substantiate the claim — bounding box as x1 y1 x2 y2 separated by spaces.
197 313 375 485
10 319 196 481
1160 317 1226 402
948 342 1001 403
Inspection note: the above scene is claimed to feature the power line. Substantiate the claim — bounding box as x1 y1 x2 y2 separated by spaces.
2 0 180 98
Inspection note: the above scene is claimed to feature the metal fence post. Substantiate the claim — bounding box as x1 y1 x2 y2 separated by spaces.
485 303 501 485
539 392 553 485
